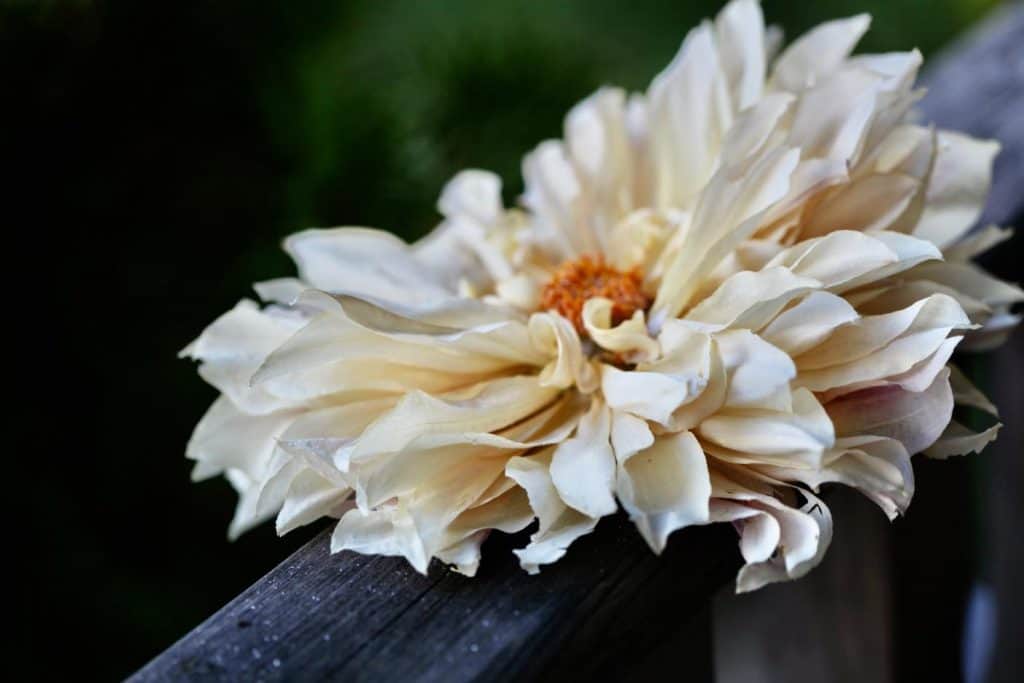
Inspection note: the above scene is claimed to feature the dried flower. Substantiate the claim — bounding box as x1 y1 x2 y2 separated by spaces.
183 0 1020 591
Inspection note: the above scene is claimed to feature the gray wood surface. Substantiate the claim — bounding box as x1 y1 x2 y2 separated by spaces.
130 514 737 682
714 5 1024 682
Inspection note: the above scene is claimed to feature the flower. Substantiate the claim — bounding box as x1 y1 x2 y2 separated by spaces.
183 0 1020 591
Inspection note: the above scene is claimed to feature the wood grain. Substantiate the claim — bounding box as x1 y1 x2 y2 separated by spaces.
130 514 739 682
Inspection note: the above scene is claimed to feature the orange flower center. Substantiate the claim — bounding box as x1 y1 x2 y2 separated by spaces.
539 254 650 334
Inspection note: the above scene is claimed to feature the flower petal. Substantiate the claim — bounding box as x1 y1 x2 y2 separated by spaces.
550 400 618 518
507 449 601 573
771 14 871 91
826 366 954 455
616 431 711 553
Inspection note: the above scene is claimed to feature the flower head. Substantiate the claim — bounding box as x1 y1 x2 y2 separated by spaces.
183 0 1019 591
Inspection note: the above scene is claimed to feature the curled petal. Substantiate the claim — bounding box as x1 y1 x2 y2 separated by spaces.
529 312 599 392
582 297 660 361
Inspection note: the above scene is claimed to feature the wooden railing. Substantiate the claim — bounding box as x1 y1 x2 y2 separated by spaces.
132 7 1024 681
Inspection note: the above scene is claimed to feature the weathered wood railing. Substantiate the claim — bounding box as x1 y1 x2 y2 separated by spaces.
133 7 1023 681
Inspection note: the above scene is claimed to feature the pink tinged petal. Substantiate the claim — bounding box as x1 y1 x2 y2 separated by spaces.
710 500 779 564
826 366 954 455
735 490 833 593
550 401 618 518
760 436 914 520
616 432 711 553
710 476 834 593
771 14 871 91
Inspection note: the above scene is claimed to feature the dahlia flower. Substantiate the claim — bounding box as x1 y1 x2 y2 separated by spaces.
183 0 1020 591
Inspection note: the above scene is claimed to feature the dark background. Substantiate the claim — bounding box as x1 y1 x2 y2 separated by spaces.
7 1 1019 680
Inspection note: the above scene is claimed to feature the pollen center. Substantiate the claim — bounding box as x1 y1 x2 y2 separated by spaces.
539 254 650 334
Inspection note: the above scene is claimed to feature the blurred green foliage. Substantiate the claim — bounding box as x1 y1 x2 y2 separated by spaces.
10 0 1000 678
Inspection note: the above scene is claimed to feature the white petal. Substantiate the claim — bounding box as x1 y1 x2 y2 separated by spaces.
714 0 767 110
438 169 503 227
610 410 655 464
771 14 871 91
183 300 306 414
684 266 819 329
187 396 295 483
699 388 834 468
647 22 732 210
331 504 430 574
285 228 453 303
617 431 711 553
760 291 859 356
507 449 600 573
550 400 618 518
351 376 559 462
652 146 800 323
914 131 1000 249
276 469 353 536
716 329 796 407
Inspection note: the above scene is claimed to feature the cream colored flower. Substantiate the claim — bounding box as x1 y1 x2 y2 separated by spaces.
183 0 1018 591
